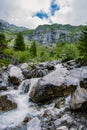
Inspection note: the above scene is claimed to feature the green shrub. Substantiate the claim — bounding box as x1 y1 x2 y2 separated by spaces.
78 26 87 61
60 43 79 61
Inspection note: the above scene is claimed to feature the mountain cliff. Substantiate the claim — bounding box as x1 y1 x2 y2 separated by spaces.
27 24 84 44
0 19 84 44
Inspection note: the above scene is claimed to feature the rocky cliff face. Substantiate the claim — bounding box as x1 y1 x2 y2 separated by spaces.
0 19 84 44
28 24 83 44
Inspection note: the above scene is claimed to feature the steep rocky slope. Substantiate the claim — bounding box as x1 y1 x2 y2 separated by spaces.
27 24 83 44
0 19 85 44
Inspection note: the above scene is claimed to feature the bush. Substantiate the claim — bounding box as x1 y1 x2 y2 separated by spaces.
78 26 87 61
60 43 79 61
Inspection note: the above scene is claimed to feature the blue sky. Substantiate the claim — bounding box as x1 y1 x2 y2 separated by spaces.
51 0 59 16
34 11 48 19
34 0 59 19
0 0 87 29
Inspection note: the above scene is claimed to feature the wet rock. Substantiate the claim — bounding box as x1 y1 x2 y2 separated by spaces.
80 78 87 89
19 79 30 94
43 110 52 120
23 117 30 123
56 126 68 130
0 95 17 112
19 63 28 70
59 114 74 126
70 88 87 112
55 97 65 108
10 124 27 130
63 60 81 70
0 69 9 90
27 117 41 130
0 85 7 91
54 119 61 128
29 64 76 103
47 63 55 71
9 65 24 85
69 127 77 130
22 69 32 79
0 78 8 91
31 68 48 78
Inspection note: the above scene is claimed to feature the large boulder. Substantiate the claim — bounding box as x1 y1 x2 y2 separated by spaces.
29 64 77 103
9 65 24 85
0 95 17 112
70 88 87 112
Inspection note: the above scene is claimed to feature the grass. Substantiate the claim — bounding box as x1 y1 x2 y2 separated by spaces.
0 59 11 67
1 40 80 66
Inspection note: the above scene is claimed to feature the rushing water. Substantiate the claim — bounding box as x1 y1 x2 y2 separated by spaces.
0 78 63 130
0 89 29 129
0 78 39 129
1 64 84 129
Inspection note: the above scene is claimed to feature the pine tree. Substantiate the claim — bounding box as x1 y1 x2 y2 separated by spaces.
14 32 25 51
78 26 87 61
30 41 37 57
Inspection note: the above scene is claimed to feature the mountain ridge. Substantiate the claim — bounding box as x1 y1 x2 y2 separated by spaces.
26 24 84 44
0 19 85 44
0 19 28 33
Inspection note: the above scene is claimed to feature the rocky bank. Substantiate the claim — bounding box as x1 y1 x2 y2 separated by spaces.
0 60 87 130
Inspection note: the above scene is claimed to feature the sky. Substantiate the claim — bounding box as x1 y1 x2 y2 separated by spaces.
0 0 87 29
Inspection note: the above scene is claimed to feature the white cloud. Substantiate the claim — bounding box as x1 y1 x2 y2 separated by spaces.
51 0 87 25
0 0 87 28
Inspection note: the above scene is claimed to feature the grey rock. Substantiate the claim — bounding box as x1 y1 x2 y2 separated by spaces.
0 95 17 112
19 63 28 70
9 65 24 85
54 119 61 128
70 88 87 111
27 117 41 130
56 126 68 130
29 64 77 103
19 79 30 94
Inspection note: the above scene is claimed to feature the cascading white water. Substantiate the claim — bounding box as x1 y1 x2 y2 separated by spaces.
0 89 29 129
0 78 44 130
1 64 82 130
0 76 65 130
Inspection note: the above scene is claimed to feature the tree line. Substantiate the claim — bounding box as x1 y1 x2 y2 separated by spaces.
0 32 37 57
0 26 87 61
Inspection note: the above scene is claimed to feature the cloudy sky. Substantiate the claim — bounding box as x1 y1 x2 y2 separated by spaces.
0 0 87 29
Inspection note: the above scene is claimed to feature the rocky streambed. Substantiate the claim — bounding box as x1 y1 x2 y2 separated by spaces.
0 60 87 130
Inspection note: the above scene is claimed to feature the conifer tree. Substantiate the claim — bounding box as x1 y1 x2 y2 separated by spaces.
14 32 25 51
0 33 6 50
30 41 37 57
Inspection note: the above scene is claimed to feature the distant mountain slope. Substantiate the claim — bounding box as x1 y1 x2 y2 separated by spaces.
26 24 84 44
0 19 28 33
0 19 85 44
